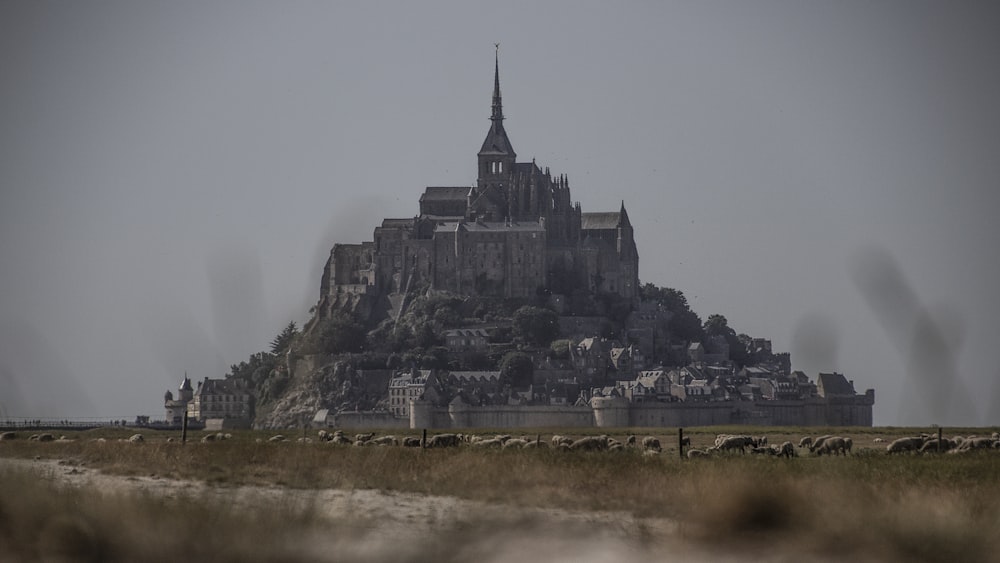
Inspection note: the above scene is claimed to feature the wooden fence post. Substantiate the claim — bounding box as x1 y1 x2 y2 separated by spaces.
679 427 684 459
181 411 188 445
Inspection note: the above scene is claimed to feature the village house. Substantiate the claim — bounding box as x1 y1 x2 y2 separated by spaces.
387 369 440 417
443 328 490 351
187 377 251 422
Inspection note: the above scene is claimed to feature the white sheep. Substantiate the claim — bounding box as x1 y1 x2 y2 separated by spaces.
425 433 461 448
472 438 504 448
716 435 749 454
569 435 609 451
777 441 796 458
686 448 710 458
127 433 144 444
502 438 528 450
814 436 847 456
641 436 662 452
551 435 573 447
886 436 923 454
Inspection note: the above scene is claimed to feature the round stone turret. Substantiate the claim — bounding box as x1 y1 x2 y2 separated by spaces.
591 396 630 428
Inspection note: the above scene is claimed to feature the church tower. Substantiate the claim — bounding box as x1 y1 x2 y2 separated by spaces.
471 47 516 222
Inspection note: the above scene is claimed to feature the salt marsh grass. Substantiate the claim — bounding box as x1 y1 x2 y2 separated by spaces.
2 425 998 561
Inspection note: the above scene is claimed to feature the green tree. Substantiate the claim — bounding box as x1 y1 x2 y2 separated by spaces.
703 314 751 367
321 315 368 354
512 305 560 347
549 339 573 360
270 321 298 354
641 283 704 342
499 351 534 387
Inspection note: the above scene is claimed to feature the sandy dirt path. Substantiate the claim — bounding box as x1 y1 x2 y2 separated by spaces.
3 456 725 563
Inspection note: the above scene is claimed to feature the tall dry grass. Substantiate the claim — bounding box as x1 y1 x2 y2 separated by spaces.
2 426 999 561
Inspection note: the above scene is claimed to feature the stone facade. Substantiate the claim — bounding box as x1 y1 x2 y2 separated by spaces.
318 54 639 317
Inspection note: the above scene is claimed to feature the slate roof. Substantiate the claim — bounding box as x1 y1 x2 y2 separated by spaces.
420 186 471 202
380 218 414 229
581 212 622 230
818 372 856 396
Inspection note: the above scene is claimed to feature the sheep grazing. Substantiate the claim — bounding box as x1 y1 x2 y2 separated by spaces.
814 437 847 456
268 434 287 443
641 436 662 452
502 438 529 450
919 438 955 453
127 433 143 444
686 448 710 459
798 436 813 448
0 432 16 441
872 437 886 444
680 436 691 447
523 440 548 449
473 437 504 448
626 434 636 447
425 433 461 448
777 441 796 458
354 432 375 444
201 434 217 443
569 436 609 451
716 435 749 454
371 435 398 446
843 437 853 453
551 435 573 447
401 437 422 448
808 435 833 453
328 432 352 445
886 436 923 454
956 437 995 452
750 446 774 455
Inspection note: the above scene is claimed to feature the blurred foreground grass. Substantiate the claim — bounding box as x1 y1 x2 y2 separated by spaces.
2 425 999 562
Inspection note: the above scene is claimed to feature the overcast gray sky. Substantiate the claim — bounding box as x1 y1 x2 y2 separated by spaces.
2 1 998 426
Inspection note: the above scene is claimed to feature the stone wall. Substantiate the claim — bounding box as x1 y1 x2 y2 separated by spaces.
405 395 873 430
332 411 408 430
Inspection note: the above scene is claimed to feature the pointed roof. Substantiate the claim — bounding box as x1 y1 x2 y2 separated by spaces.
479 48 515 157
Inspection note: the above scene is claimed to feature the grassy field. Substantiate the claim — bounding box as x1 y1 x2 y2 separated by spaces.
2 425 999 562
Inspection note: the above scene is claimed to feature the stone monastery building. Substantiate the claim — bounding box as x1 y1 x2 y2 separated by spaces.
321 54 639 308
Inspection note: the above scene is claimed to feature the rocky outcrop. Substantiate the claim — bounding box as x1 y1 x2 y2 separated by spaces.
252 354 393 429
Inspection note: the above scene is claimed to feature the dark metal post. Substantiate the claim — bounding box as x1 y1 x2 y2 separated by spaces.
422 428 427 449
181 411 188 445
679 427 684 459
937 427 943 453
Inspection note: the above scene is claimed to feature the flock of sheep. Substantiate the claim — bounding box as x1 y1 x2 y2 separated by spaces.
880 432 1000 454
4 429 999 458
285 429 1000 460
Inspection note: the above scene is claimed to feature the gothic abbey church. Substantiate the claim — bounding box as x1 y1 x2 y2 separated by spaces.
319 55 639 315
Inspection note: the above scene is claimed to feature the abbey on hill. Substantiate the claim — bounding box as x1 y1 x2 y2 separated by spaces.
318 53 638 317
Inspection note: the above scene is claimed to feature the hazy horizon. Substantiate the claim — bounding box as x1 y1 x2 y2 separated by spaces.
2 1 998 426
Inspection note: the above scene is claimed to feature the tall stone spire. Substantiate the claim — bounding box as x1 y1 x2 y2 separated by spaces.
491 44 504 123
479 44 515 159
